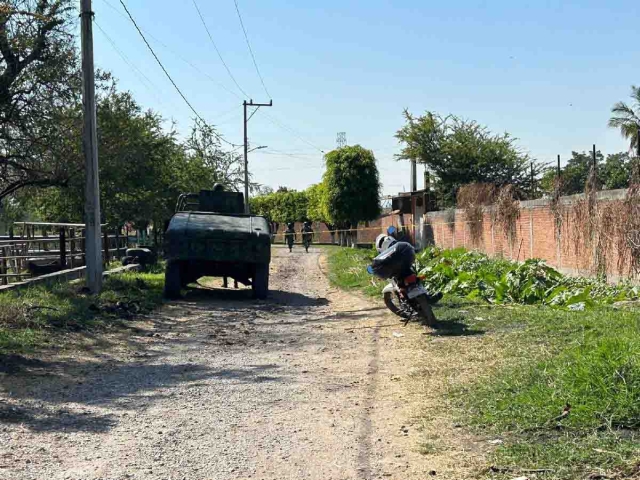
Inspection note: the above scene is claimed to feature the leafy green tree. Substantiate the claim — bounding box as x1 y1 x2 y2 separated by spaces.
306 183 330 224
249 189 308 224
396 110 541 206
323 145 380 245
0 1 81 201
306 182 335 243
608 85 640 152
538 150 633 195
602 152 632 190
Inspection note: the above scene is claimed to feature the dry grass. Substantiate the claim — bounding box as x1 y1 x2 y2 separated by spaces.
457 183 496 246
563 164 640 279
549 176 564 242
493 185 520 249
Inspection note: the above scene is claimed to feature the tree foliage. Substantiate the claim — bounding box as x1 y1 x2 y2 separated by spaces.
0 0 80 200
608 85 640 152
322 145 381 227
395 110 541 206
249 189 308 224
306 182 331 225
25 85 244 230
540 151 632 195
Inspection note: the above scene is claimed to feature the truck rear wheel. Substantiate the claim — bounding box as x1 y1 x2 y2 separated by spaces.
164 261 182 299
252 263 269 299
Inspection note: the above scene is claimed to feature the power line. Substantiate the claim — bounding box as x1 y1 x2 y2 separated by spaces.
94 21 168 108
232 0 271 99
117 0 240 147
99 0 243 102
101 0 321 152
192 0 249 99
259 110 326 153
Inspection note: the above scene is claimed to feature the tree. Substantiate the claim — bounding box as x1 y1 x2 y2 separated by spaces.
185 119 246 192
323 145 380 245
249 189 308 224
539 150 631 195
29 85 240 243
602 152 632 190
395 110 541 206
0 1 81 201
306 182 336 243
608 85 640 152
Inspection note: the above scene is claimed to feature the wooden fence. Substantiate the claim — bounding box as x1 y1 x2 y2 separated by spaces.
0 222 133 286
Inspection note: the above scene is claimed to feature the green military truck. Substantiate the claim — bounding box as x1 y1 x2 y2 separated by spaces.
163 186 271 299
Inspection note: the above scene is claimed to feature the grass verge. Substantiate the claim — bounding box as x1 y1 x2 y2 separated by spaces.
326 246 640 479
0 265 165 354
326 246 383 296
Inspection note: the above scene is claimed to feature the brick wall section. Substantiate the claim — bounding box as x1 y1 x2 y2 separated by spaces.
426 189 630 278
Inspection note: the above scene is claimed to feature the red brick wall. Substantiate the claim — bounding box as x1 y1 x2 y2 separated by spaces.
425 189 631 278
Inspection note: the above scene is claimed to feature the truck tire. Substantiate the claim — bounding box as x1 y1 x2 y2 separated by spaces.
164 261 182 299
252 263 269 299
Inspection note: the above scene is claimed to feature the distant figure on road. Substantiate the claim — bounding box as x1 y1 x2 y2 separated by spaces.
284 222 296 252
301 221 314 253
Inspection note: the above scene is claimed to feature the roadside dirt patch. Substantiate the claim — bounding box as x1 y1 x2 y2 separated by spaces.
0 245 486 479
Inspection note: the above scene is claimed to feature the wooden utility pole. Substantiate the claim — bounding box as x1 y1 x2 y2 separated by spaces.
557 154 561 177
81 0 103 292
592 144 597 171
243 99 272 214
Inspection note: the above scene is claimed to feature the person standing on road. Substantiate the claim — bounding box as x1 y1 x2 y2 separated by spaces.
301 221 314 253
284 222 296 252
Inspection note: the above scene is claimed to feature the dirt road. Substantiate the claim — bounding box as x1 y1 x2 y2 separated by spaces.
0 246 481 480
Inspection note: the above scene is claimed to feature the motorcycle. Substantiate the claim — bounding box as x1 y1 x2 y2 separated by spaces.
367 239 439 326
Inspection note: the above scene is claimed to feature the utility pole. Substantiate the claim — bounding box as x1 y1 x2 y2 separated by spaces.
592 144 597 171
243 99 272 214
530 162 535 197
410 159 417 192
557 154 561 177
80 0 103 293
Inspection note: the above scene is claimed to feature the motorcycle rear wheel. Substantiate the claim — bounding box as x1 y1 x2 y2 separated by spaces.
415 295 437 326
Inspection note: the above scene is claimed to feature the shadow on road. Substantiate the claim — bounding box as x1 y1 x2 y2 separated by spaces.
184 284 330 309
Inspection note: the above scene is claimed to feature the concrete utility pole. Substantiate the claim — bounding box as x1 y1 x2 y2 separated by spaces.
243 99 272 214
80 0 103 292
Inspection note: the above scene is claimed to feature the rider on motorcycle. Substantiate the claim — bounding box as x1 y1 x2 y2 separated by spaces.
372 234 442 303
284 222 296 252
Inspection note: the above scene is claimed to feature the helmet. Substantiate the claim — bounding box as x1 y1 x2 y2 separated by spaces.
287 222 294 229
375 234 397 253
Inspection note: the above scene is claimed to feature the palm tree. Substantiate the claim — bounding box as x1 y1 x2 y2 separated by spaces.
608 85 640 154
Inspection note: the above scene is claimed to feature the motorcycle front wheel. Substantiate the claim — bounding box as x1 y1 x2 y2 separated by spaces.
383 291 410 319
414 295 437 326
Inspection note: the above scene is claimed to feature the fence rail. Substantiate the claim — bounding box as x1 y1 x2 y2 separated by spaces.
0 225 137 286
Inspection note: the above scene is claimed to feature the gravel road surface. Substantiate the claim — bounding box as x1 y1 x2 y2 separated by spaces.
1 246 444 480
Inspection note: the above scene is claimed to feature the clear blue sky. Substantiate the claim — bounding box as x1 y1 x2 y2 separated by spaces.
88 0 640 196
